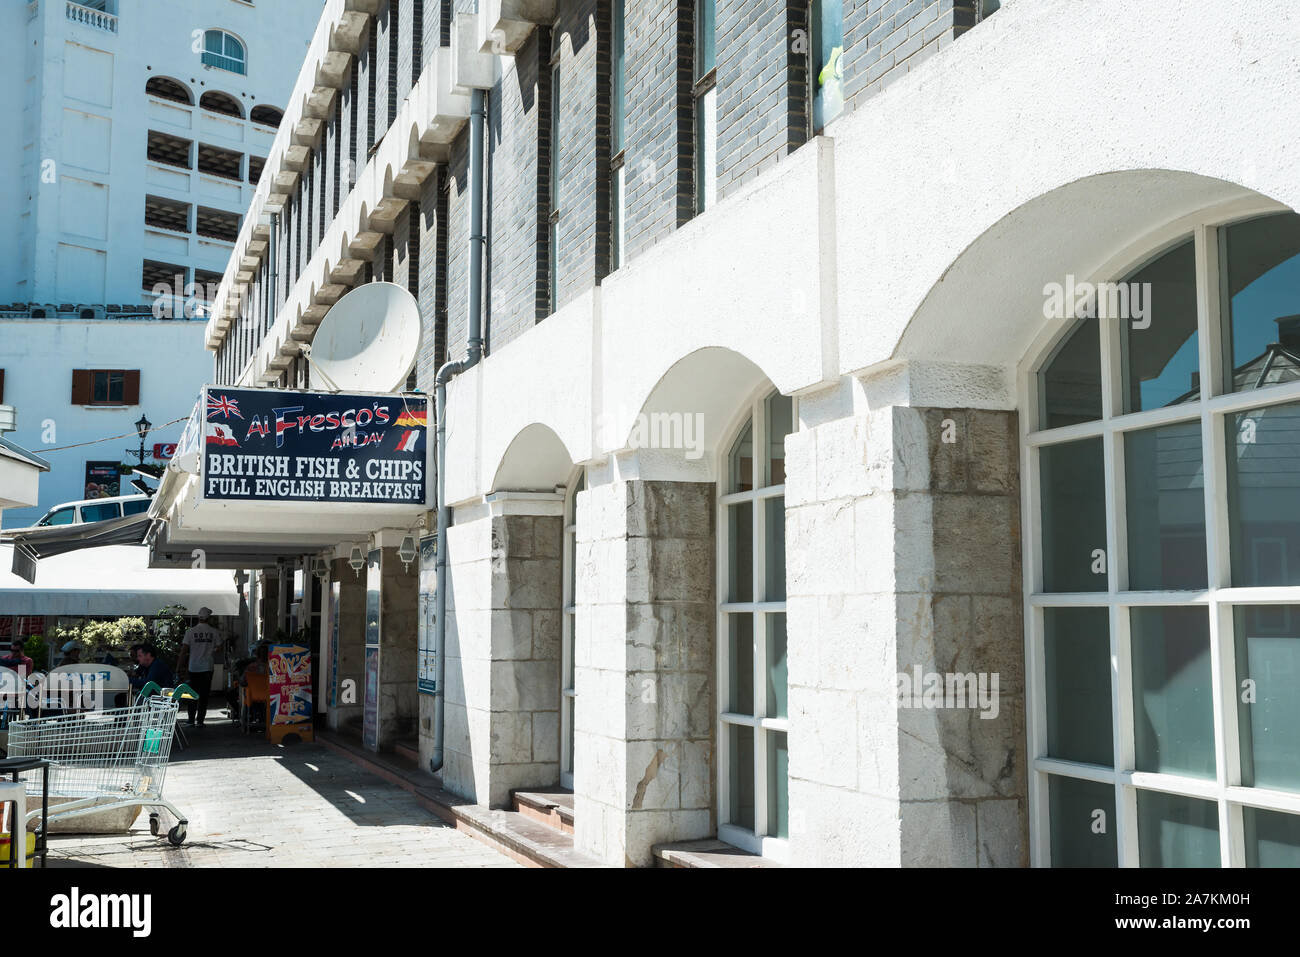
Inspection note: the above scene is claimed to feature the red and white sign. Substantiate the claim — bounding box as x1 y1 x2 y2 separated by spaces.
153 443 177 460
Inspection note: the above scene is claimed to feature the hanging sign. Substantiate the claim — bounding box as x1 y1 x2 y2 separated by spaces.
200 386 428 505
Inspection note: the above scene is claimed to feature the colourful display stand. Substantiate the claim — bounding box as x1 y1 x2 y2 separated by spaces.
268 645 314 744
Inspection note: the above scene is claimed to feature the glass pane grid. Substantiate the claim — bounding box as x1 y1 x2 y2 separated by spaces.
1031 212 1300 867
718 392 791 851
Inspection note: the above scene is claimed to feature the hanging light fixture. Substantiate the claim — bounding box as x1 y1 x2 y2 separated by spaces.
348 545 365 577
397 534 418 572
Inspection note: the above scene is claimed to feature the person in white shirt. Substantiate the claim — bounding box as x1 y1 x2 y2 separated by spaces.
178 607 224 727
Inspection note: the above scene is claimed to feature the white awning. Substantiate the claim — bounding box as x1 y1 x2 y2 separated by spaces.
0 543 240 617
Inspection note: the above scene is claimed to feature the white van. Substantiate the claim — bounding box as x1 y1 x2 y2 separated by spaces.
34 494 153 527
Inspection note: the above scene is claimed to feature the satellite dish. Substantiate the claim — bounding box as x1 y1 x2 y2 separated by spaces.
309 282 422 392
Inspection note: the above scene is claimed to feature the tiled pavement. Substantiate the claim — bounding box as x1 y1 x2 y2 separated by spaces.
39 706 518 869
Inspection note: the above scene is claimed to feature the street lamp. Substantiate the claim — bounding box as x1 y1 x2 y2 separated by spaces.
127 413 152 467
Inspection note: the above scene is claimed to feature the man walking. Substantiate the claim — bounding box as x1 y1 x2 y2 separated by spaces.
178 608 222 727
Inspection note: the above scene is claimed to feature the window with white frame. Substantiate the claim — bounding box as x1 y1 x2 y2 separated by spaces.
718 388 794 858
560 471 584 790
203 29 246 75
1028 206 1300 867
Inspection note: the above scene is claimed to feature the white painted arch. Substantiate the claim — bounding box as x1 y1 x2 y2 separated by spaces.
833 0 1300 386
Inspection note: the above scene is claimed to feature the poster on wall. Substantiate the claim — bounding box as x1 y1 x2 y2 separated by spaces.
328 580 341 708
363 549 381 750
200 387 428 505
268 643 314 744
417 534 437 695
363 646 380 751
84 461 121 499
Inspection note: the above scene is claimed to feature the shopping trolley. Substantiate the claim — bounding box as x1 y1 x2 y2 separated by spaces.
5 694 189 846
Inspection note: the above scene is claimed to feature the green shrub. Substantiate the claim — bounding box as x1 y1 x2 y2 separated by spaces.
23 634 49 670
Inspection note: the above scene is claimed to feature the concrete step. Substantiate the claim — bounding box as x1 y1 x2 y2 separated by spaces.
317 731 603 868
653 838 781 868
511 788 574 835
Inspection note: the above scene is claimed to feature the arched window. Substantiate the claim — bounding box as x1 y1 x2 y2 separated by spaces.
200 91 244 119
202 30 246 75
145 76 192 105
1028 208 1300 868
250 104 284 129
718 387 794 859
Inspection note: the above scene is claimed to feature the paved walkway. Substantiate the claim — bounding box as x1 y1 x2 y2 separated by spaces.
40 706 517 869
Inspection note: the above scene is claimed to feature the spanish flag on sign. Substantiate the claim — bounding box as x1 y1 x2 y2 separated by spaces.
395 408 427 428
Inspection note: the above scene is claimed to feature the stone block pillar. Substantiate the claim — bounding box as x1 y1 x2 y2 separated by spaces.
373 545 418 751
328 557 367 732
433 494 564 806
784 398 1027 867
573 476 716 867
259 571 279 640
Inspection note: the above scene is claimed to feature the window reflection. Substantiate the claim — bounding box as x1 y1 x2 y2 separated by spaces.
1040 438 1107 592
1226 400 1300 587
1220 212 1300 394
1038 318 1102 429
1122 239 1199 411
1124 422 1207 590
1131 607 1215 779
1234 605 1300 792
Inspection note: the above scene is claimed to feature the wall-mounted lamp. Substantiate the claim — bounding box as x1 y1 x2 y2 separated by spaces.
397 534 418 571
348 545 366 577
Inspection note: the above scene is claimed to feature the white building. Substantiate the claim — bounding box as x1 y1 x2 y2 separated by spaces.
155 0 1300 867
0 432 49 527
0 0 323 527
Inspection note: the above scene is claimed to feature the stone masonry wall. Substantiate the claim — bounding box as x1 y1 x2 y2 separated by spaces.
784 401 1025 867
433 507 563 806
574 478 715 867
375 546 420 750
328 557 368 732
486 512 564 802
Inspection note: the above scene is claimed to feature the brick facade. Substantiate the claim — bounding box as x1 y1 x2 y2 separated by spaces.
623 0 695 261
221 0 990 403
842 0 976 106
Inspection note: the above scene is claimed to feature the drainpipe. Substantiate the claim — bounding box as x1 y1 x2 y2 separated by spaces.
430 88 487 774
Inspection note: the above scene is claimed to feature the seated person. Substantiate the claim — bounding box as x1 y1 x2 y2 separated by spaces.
239 642 270 685
0 639 34 677
129 643 175 692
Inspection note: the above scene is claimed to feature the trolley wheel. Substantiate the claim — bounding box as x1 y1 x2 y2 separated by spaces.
149 815 160 836
167 825 186 847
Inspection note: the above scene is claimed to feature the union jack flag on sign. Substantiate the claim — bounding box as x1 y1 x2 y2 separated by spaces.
207 393 243 420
